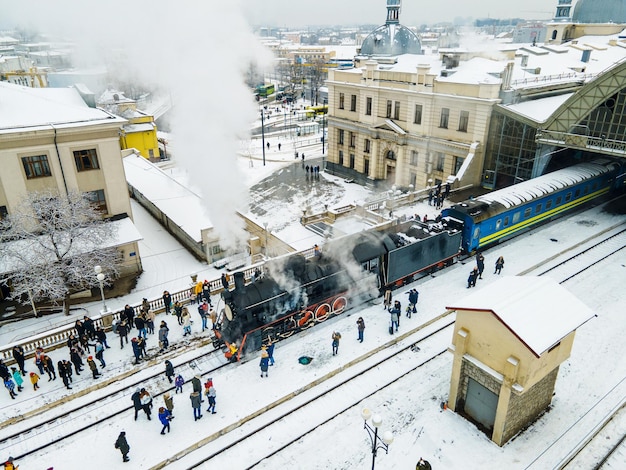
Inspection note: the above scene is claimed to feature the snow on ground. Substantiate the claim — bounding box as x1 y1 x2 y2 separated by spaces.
2 197 625 469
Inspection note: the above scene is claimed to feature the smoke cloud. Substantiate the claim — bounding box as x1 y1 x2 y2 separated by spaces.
2 1 273 252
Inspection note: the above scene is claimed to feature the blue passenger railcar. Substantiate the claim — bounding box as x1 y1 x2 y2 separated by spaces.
442 159 624 253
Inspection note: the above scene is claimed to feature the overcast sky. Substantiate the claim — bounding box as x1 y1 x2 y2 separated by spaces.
240 0 557 27
0 0 558 33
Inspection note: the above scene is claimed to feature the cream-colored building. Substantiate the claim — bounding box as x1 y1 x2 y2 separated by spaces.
0 82 143 278
446 276 594 446
326 56 499 190
327 0 626 193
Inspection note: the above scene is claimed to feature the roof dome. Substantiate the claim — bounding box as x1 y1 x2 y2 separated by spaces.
361 24 422 56
360 0 422 56
572 0 626 24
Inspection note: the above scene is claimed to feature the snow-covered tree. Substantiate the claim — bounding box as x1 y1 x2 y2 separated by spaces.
0 190 120 316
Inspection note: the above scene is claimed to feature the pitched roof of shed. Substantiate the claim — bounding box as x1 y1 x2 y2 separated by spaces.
446 276 595 357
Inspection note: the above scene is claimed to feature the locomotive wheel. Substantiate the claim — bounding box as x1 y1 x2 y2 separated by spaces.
315 303 331 322
332 296 347 314
298 311 314 328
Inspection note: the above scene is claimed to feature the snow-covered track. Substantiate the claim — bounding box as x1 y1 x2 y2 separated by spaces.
152 313 456 469
525 377 626 470
531 226 626 283
0 341 226 460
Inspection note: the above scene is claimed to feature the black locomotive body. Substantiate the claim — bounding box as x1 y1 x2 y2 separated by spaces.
214 220 462 360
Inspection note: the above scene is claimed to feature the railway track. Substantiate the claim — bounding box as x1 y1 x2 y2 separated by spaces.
0 339 227 460
156 311 456 469
6 203 625 469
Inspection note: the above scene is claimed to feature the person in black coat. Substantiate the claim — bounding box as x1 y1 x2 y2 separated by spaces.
467 267 479 288
83 316 96 340
118 319 129 349
114 431 130 462
165 360 175 383
12 346 26 376
162 291 172 314
0 360 9 382
43 355 56 381
221 273 229 290
131 388 145 420
95 326 111 349
75 320 86 338
69 347 83 375
476 253 485 279
123 305 135 328
58 360 72 390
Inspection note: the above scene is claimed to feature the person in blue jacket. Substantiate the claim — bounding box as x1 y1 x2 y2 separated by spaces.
158 406 171 434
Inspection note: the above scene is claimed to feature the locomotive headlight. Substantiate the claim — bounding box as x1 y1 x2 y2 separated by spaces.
225 304 234 321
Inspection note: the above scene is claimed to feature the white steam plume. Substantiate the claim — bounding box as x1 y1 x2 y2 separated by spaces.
4 1 273 251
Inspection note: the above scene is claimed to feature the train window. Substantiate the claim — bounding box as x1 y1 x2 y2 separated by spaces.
504 216 509 226
512 212 520 224
574 189 580 198
524 208 532 218
473 226 480 240
592 182 598 191
535 204 542 214
546 200 553 210
495 219 502 230
583 186 589 195
556 196 562 205
565 192 572 202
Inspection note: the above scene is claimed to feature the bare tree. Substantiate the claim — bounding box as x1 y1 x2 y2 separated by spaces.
0 190 120 316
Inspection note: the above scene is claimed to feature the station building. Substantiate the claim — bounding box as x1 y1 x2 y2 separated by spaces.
325 0 626 192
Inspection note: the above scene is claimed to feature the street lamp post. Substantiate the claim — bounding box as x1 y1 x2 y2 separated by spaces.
322 98 327 157
261 109 266 167
94 265 108 314
361 408 393 470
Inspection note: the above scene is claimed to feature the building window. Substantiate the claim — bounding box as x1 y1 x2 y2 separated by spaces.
338 150 344 166
393 101 400 120
339 93 345 110
22 155 51 179
84 189 108 214
410 150 418 166
349 132 356 148
414 104 422 124
436 152 445 171
454 156 464 174
439 108 449 128
366 97 372 115
338 129 344 145
364 158 370 175
364 139 371 154
74 149 100 171
349 154 355 169
385 150 396 161
350 94 357 112
386 100 392 118
458 111 469 132
410 172 416 187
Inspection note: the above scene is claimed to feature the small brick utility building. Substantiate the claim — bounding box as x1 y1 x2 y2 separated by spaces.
446 276 594 446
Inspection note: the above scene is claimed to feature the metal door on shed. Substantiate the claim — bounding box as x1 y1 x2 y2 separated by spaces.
464 378 498 430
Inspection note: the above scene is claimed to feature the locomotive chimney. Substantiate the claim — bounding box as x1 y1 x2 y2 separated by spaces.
234 271 246 291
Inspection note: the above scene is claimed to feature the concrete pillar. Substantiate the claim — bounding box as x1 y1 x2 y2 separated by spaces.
448 327 469 411
492 355 520 446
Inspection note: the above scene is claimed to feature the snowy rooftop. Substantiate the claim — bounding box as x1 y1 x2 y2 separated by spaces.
0 216 142 274
0 82 125 131
123 153 213 242
476 160 614 208
446 276 595 357
501 93 574 122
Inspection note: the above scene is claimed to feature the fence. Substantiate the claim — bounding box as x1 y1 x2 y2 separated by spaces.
0 264 261 365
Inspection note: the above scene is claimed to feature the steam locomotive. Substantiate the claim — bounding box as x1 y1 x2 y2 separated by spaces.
213 221 462 360
214 158 625 360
